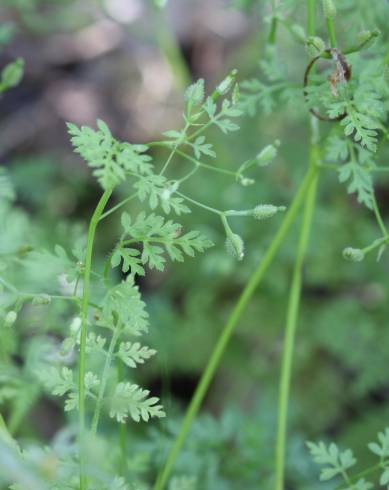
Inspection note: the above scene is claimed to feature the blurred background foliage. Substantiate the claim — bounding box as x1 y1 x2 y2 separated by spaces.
0 0 389 489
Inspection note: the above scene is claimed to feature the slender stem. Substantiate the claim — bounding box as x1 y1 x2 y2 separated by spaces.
175 191 223 215
160 147 178 176
267 0 278 47
175 149 238 178
274 156 320 490
371 192 388 237
307 0 316 36
117 362 129 477
99 193 137 222
326 17 337 48
152 5 191 89
153 164 317 490
0 277 78 302
91 326 121 434
362 236 389 255
79 189 112 490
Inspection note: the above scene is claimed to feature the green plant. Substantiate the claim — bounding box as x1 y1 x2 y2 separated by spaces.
0 71 287 489
152 1 389 489
308 428 389 489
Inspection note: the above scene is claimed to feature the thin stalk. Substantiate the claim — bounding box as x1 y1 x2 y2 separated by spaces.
274 6 320 489
117 362 129 477
175 149 238 178
79 189 112 490
371 192 388 237
91 326 121 434
152 6 191 89
0 277 79 302
175 191 223 215
153 164 317 490
274 155 320 490
307 0 316 36
99 193 137 222
326 16 337 48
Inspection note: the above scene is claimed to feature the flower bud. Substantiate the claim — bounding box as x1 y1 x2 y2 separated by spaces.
343 247 364 262
256 140 280 166
357 29 380 50
252 204 286 220
322 0 336 18
215 69 238 96
225 233 244 261
32 294 51 306
238 176 255 187
306 36 326 57
290 24 306 43
4 310 17 327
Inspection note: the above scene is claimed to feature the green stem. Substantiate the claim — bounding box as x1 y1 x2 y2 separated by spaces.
274 155 320 490
117 362 129 477
152 6 191 89
91 326 121 434
307 0 316 37
79 189 112 490
153 164 317 490
175 191 223 215
371 192 388 237
326 16 337 48
175 149 238 178
99 193 137 222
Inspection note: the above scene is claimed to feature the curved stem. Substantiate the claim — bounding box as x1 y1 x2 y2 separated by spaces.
274 155 320 490
79 189 112 490
153 164 317 490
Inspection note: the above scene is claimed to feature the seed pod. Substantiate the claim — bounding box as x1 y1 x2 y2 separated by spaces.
4 310 17 327
225 233 244 261
252 204 286 220
32 294 51 306
306 36 326 57
343 247 364 262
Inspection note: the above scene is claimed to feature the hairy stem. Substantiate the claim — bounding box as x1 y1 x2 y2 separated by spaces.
274 151 320 490
153 164 317 490
79 189 112 490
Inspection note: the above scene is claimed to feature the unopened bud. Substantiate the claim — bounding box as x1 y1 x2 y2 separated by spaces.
256 140 280 166
322 0 336 18
4 310 17 327
290 24 306 43
238 176 255 187
306 36 326 57
225 233 244 261
252 204 286 220
357 29 380 50
343 247 364 262
32 294 51 306
216 69 238 96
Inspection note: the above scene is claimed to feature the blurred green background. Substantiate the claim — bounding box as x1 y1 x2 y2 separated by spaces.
1 1 389 489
